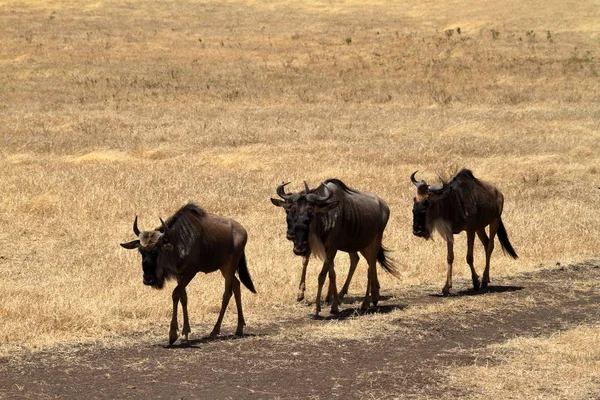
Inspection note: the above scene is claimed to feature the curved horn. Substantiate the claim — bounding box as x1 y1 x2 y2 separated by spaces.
306 184 333 204
276 182 295 200
304 181 310 194
410 171 421 187
437 173 448 187
133 215 140 237
159 217 168 232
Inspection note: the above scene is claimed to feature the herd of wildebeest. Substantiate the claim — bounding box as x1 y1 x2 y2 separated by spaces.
121 169 518 345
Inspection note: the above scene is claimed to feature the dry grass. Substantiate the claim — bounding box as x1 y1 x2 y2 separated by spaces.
448 324 600 399
0 0 599 355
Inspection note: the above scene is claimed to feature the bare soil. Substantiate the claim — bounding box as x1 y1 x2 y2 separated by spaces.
1 261 599 399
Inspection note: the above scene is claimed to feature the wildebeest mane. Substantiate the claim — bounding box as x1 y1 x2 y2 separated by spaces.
156 202 208 280
314 179 363 240
323 178 358 194
430 169 489 223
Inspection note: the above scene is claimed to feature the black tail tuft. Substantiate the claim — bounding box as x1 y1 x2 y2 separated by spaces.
237 253 257 293
377 246 400 278
497 219 518 259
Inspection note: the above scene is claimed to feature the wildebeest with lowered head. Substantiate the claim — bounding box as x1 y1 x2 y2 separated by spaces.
120 203 256 344
274 179 398 317
411 169 518 296
271 182 361 302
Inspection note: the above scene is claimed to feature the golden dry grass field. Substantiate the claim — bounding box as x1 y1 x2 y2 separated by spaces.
0 0 599 395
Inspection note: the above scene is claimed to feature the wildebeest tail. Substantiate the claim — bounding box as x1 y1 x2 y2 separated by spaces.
377 245 400 278
497 219 518 259
237 253 257 293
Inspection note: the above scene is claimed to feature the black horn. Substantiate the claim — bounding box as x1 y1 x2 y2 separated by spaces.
159 217 169 232
133 215 140 236
304 181 310 194
306 184 333 204
411 171 422 187
276 182 295 201
437 173 448 187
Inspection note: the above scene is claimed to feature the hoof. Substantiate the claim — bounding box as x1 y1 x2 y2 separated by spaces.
169 330 179 345
360 301 370 312
209 330 219 339
472 281 481 291
372 298 379 306
481 281 489 289
235 330 244 337
296 294 304 302
330 307 340 315
441 287 450 297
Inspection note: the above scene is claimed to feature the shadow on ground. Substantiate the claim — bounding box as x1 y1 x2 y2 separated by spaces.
428 285 524 298
158 333 267 349
309 303 407 321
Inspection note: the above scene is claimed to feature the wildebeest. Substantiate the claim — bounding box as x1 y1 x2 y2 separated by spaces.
120 203 256 344
273 179 398 317
271 182 361 302
411 169 518 296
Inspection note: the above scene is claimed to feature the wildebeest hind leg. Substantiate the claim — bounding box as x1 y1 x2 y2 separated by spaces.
232 277 245 336
210 274 234 338
339 252 359 300
359 245 378 311
482 220 499 288
466 231 480 290
442 238 454 296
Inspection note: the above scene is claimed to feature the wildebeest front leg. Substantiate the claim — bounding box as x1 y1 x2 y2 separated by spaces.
168 274 195 345
443 237 454 296
466 230 480 290
339 252 360 300
313 249 338 317
297 256 310 302
180 287 191 340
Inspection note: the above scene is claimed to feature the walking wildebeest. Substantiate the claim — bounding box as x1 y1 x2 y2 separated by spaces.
120 203 256 344
271 182 361 302
273 179 398 317
411 169 518 296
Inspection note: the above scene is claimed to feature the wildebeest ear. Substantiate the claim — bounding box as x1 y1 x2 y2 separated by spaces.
120 240 140 249
270 198 292 208
270 198 285 207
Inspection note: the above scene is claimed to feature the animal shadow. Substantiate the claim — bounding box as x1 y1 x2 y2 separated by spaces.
162 332 265 349
428 285 524 298
310 303 407 321
340 294 393 304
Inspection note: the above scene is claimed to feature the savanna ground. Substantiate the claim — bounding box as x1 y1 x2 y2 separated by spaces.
0 0 599 398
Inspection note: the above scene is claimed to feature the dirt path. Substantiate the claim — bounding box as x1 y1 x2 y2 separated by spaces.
1 261 599 399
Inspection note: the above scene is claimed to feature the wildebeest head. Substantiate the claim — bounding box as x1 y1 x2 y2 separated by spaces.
272 181 337 256
411 171 447 239
270 182 304 241
120 216 176 289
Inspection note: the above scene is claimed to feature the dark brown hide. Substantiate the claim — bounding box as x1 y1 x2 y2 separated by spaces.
412 169 518 295
271 183 360 302
121 203 256 344
275 179 398 317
